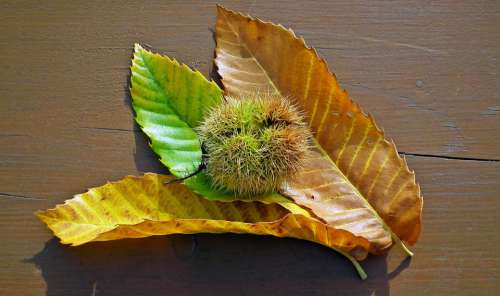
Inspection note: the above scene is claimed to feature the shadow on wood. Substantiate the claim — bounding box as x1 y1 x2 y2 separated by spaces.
122 81 169 175
29 235 396 296
133 127 169 174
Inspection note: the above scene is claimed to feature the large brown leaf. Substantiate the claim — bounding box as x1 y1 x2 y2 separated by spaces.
214 5 422 253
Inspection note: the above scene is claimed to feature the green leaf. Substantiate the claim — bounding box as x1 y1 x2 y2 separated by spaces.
130 44 223 177
183 172 232 199
183 172 313 218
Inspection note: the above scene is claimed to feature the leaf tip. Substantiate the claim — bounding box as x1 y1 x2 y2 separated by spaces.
216 4 239 19
134 42 143 52
216 3 226 13
34 210 45 222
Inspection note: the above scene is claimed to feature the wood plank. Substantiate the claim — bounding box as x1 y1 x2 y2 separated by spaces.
1 1 498 159
1 0 499 295
1 150 498 295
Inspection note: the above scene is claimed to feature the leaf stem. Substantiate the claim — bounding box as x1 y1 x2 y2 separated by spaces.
164 165 205 185
335 249 368 280
392 234 414 257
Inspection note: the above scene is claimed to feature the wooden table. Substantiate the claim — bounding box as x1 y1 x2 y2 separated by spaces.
1 1 499 295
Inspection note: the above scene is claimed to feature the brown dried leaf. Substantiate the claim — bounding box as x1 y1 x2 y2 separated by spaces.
214 5 423 253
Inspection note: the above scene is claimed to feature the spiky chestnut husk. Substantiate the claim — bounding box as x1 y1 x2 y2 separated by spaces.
197 94 311 196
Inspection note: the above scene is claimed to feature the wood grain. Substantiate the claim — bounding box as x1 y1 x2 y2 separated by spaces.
1 0 499 295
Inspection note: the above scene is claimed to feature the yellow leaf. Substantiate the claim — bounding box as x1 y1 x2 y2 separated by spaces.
214 5 422 254
36 174 370 275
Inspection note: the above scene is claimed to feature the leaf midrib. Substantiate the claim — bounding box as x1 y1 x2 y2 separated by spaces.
219 11 280 95
138 48 193 129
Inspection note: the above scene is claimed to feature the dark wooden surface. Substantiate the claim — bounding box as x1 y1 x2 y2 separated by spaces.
1 1 499 295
